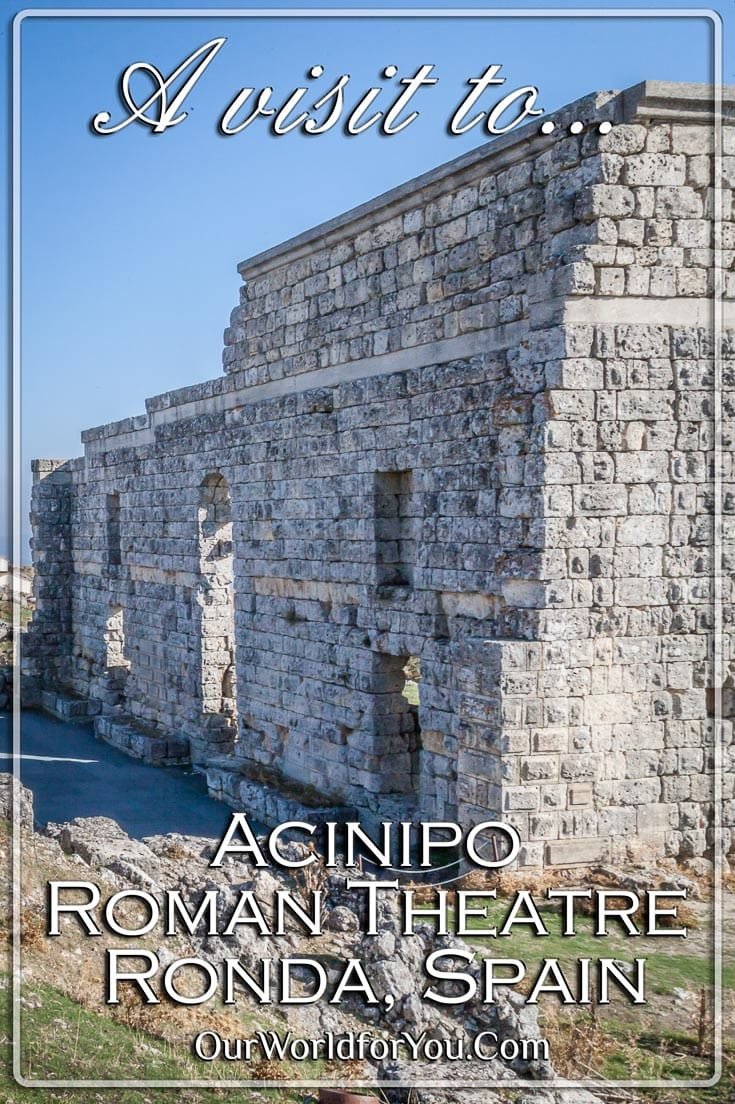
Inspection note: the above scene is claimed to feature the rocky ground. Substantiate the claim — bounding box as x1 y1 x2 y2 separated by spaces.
2 769 731 1102
2 773 606 1103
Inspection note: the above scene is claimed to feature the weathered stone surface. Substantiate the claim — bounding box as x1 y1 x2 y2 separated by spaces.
546 838 609 867
326 905 360 932
6 788 558 1092
59 817 160 874
94 714 189 765
0 774 33 830
23 81 735 867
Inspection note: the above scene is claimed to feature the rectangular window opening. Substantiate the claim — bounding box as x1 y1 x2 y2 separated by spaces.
106 493 121 567
374 469 415 590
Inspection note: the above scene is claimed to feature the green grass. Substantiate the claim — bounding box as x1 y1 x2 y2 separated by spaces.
0 603 33 626
598 1018 735 1101
402 680 419 706
431 894 733 1090
0 974 326 1103
462 897 734 991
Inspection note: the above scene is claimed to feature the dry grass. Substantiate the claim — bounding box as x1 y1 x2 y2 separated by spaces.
541 1003 618 1079
68 956 255 1050
292 845 330 932
459 865 570 896
403 864 585 908
247 1058 290 1081
158 840 195 862
5 826 288 1062
20 907 47 950
448 866 702 928
323 1057 368 1082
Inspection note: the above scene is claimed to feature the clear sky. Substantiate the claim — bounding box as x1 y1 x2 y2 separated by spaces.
2 0 729 561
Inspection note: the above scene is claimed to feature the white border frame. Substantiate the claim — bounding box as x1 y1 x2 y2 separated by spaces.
10 5 726 1092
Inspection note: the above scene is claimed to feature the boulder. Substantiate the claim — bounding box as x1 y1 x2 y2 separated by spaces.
326 905 360 932
59 816 162 880
0 773 33 829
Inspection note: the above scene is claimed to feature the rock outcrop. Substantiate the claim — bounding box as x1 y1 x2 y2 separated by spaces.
7 776 602 1101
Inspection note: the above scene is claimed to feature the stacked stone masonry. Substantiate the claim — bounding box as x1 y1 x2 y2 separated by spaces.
24 81 735 867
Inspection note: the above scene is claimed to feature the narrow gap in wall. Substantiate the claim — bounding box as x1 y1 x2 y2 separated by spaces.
104 604 129 707
402 655 421 708
105 605 129 668
198 473 238 746
374 469 415 589
106 493 121 566
374 653 422 795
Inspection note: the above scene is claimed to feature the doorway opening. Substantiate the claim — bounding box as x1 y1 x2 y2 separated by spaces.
198 473 237 745
103 604 129 706
373 653 422 795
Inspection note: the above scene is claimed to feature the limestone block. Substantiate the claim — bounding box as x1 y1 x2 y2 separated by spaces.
625 154 686 186
545 837 608 866
583 691 636 726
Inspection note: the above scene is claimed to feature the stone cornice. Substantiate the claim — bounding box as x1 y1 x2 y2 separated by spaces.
236 81 735 284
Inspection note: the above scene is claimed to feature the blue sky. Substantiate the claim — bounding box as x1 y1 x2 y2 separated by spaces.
2 1 729 560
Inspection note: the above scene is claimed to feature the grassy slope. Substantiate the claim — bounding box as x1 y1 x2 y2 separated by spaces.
1 967 732 1104
0 774 731 1101
462 895 735 1096
464 897 735 990
1 972 324 1103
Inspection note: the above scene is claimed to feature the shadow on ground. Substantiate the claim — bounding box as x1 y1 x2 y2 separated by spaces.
0 710 236 839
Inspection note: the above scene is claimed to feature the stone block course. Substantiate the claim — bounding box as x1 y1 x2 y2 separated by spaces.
23 81 734 866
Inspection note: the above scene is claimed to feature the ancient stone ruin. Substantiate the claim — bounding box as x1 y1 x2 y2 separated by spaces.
24 81 734 868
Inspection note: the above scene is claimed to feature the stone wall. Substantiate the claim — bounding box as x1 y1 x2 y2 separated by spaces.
24 80 734 867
